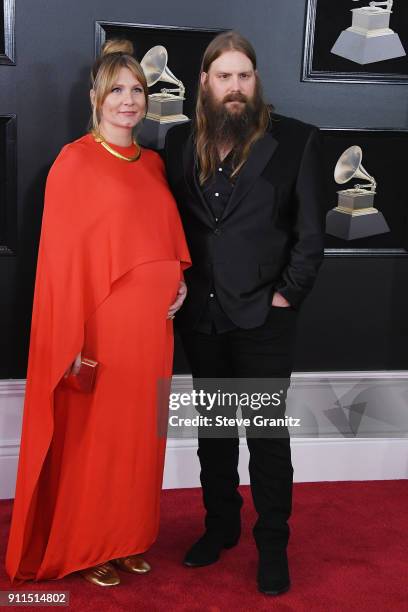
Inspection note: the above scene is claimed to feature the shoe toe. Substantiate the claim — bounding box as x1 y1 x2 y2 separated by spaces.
79 562 120 586
258 580 291 596
183 533 235 567
113 555 151 574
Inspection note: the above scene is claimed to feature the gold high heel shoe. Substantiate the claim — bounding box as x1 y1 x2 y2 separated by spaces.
79 561 121 586
112 555 151 574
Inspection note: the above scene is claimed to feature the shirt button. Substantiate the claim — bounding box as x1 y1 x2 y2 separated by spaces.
210 293 215 298
214 228 220 235
215 217 218 222
215 192 220 197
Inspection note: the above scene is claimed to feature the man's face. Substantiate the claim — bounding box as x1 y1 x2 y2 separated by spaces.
201 50 256 114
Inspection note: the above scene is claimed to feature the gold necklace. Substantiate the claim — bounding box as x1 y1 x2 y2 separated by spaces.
92 130 141 162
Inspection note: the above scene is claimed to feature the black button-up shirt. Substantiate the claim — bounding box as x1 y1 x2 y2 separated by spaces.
194 153 237 334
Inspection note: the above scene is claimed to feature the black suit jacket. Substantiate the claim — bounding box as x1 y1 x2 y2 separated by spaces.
164 114 326 330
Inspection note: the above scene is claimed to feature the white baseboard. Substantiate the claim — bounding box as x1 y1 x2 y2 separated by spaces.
0 380 26 499
1 374 407 499
162 436 408 489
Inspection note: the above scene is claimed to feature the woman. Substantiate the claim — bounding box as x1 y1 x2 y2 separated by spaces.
5 39 191 587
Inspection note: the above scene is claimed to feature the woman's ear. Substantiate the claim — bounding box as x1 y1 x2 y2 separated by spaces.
90 89 95 107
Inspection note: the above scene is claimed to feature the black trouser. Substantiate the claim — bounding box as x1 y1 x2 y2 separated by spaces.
180 306 297 555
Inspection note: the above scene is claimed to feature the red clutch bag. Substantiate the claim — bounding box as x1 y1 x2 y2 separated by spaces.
63 357 98 393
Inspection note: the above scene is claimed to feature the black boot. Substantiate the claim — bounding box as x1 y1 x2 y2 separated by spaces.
184 436 243 567
257 549 290 595
246 435 293 595
184 530 240 567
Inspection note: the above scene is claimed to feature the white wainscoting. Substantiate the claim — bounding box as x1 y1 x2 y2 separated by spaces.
1 373 407 499
0 380 26 500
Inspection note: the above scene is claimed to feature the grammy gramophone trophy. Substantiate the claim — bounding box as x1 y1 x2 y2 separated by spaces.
138 45 189 149
325 145 390 240
331 0 406 64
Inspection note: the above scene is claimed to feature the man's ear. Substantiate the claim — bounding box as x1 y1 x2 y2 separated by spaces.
200 72 208 88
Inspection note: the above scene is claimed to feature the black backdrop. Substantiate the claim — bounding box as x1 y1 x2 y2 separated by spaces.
313 0 408 76
321 129 408 251
95 22 223 119
1 0 408 378
0 4 4 55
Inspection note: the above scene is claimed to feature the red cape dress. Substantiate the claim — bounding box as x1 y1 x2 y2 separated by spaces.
5 133 191 582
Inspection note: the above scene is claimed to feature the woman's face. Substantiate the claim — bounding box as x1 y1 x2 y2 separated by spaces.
98 67 146 133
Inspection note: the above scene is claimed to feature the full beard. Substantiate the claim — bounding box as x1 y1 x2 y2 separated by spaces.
201 86 263 149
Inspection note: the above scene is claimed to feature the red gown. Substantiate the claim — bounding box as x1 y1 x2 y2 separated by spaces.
5 134 191 582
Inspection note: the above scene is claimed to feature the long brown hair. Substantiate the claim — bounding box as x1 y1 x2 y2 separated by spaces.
90 39 148 134
195 31 271 184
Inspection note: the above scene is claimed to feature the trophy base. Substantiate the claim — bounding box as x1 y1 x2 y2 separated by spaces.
337 189 375 210
145 112 189 124
331 29 406 64
138 116 190 150
326 208 390 240
148 94 186 117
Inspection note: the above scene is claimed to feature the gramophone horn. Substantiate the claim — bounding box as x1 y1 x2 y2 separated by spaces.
334 145 375 187
140 45 182 90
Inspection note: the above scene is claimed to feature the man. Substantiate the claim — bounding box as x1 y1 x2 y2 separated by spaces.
164 31 325 596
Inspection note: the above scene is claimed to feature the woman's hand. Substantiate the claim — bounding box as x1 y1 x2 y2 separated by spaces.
167 281 187 319
64 352 82 378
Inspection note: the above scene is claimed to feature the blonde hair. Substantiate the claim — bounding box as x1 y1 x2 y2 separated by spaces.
90 38 148 133
195 31 271 185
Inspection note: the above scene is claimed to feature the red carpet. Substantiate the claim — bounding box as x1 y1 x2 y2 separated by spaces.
0 481 407 611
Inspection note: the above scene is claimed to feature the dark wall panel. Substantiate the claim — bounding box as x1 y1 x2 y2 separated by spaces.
1 0 407 377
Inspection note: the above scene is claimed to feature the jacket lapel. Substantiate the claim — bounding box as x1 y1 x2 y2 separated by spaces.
221 131 279 221
182 128 279 224
182 133 214 227
182 132 196 198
